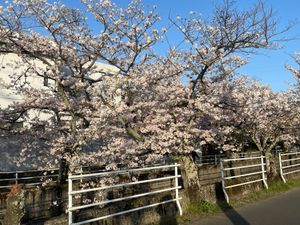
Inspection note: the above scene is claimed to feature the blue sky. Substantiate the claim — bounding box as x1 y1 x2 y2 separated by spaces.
135 0 300 92
62 0 300 91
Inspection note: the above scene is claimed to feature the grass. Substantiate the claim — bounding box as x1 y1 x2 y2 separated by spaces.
187 200 219 215
176 200 224 225
177 178 300 225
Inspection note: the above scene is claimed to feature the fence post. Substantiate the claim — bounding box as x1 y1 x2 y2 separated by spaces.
220 159 229 203
278 153 286 183
68 173 73 225
15 172 18 185
80 166 83 183
174 163 183 216
261 156 268 189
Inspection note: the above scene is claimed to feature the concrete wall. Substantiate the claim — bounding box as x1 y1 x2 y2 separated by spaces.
0 172 182 225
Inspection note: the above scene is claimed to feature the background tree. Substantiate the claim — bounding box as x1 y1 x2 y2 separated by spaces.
286 53 300 149
222 78 298 174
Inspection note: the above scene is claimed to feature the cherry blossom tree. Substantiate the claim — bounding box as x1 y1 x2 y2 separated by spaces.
0 0 163 181
159 0 288 184
286 53 300 95
202 76 299 174
286 53 300 149
164 0 285 151
0 0 289 186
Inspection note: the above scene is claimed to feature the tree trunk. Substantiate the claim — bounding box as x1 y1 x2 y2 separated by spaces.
175 155 201 204
4 185 25 225
264 151 277 178
265 151 271 174
58 158 68 185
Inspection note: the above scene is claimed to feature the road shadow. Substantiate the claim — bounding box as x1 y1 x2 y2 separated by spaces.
215 182 250 225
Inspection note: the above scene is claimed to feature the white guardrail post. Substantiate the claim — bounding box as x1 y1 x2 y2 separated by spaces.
261 156 268 189
80 166 83 183
174 163 183 216
220 159 229 203
278 153 286 183
15 172 18 184
68 172 73 225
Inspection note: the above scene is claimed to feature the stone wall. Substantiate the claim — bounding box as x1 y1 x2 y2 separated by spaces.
0 155 299 225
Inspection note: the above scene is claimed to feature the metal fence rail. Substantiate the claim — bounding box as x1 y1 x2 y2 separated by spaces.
196 152 262 166
279 152 300 183
68 163 183 225
220 155 268 203
0 165 111 190
0 169 59 189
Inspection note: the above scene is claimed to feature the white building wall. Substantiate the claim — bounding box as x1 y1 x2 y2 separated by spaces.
0 53 51 109
0 53 119 171
0 53 119 109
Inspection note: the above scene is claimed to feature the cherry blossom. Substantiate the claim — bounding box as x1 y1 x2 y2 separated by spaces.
0 0 294 182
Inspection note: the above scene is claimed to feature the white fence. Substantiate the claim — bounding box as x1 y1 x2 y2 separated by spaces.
279 152 300 183
68 164 183 225
220 156 268 203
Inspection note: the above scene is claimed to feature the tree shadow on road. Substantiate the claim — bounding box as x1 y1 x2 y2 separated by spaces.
215 182 250 225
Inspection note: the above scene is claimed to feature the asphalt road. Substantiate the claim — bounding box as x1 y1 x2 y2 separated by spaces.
195 187 300 225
